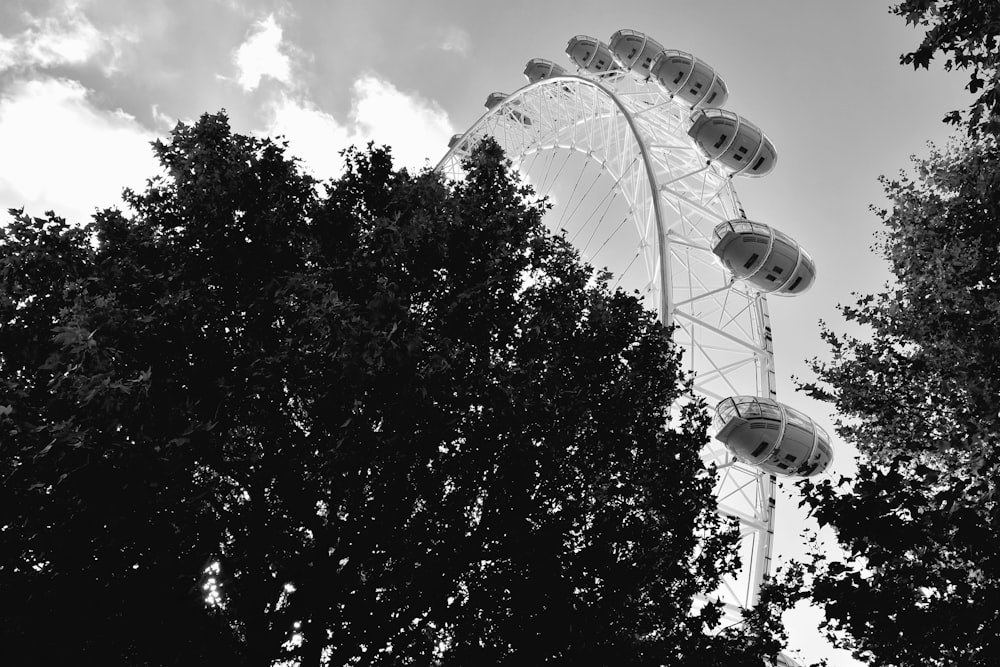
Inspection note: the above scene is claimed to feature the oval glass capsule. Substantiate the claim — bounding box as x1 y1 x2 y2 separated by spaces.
524 58 568 83
565 35 618 73
484 92 508 110
651 50 729 108
484 92 532 126
714 396 833 477
688 109 777 177
608 29 663 79
712 220 816 295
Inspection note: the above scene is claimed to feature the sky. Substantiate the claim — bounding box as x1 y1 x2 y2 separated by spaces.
0 1 976 665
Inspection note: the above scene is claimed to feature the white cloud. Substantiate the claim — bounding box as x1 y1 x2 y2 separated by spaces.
233 14 292 92
265 75 455 178
150 103 176 131
0 0 130 74
0 71 454 225
264 95 351 179
439 26 470 56
0 77 159 223
349 76 454 169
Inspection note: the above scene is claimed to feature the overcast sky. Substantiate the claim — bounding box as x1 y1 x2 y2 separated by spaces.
0 1 975 665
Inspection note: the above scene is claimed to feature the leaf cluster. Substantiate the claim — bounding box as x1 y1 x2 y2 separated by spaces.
892 0 1000 135
0 113 785 666
791 136 1000 666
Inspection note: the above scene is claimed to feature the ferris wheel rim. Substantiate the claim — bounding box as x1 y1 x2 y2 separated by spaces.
440 74 678 315
438 71 778 621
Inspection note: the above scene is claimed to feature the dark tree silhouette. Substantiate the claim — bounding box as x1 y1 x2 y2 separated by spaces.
791 136 1000 667
892 0 1000 135
0 112 787 666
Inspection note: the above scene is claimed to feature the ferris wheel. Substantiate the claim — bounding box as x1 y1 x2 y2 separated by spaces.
436 29 830 658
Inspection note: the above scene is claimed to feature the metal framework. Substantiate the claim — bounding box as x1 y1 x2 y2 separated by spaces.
437 72 778 627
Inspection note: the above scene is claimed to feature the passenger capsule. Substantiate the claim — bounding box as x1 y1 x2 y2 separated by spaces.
687 109 777 177
650 49 728 108
712 220 816 295
524 58 568 83
484 92 531 126
447 133 468 150
565 35 618 74
484 92 508 110
608 29 663 79
714 396 833 477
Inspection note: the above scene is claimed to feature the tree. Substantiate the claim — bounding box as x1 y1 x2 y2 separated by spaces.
0 112 787 666
791 136 1000 666
892 0 1000 135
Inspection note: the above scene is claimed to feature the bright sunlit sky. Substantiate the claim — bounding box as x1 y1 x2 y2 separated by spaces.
0 1 974 665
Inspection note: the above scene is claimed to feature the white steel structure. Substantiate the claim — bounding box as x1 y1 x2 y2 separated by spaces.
437 63 779 627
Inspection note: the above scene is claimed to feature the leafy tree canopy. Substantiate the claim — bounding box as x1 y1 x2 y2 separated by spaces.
792 135 1000 666
0 112 787 666
892 0 1000 135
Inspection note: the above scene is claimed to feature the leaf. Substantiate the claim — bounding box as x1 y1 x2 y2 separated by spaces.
794 132 1000 665
0 118 784 665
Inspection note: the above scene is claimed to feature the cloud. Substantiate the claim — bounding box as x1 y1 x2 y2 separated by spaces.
233 14 292 91
150 103 176 130
349 76 454 169
263 95 350 179
0 0 132 74
438 26 470 56
265 75 455 178
0 77 159 223
0 71 454 225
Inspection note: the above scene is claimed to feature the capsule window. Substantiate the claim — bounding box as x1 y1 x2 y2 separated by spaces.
788 276 803 291
765 274 776 281
718 399 739 421
751 441 769 457
713 133 729 149
776 462 790 470
673 71 684 84
785 406 810 427
738 146 749 154
706 92 717 104
743 253 759 269
597 59 606 68
784 453 797 462
773 266 783 274
752 156 766 171
759 403 782 421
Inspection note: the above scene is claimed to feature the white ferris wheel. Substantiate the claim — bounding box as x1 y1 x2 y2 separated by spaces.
436 29 831 659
